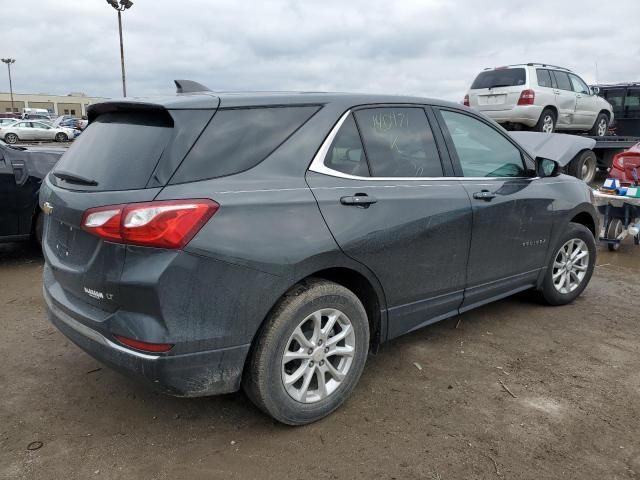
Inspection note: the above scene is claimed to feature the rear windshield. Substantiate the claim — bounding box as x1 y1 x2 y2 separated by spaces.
52 111 173 191
169 106 319 184
470 68 526 89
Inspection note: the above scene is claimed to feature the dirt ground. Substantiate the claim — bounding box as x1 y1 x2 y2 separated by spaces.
1 238 639 480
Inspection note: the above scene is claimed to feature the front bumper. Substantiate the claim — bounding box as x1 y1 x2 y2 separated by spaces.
44 286 250 397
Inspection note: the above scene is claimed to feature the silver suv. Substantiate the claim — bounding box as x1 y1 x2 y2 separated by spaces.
465 63 613 136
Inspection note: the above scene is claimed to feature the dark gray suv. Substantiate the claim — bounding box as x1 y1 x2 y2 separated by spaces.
40 85 598 425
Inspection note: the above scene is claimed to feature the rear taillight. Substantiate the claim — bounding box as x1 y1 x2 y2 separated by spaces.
613 155 625 169
114 335 174 353
517 89 535 106
463 94 470 107
81 199 219 249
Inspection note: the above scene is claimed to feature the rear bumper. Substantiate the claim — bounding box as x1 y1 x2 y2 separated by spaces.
479 105 543 127
44 285 250 397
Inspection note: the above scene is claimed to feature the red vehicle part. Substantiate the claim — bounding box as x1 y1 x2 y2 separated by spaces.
609 142 640 185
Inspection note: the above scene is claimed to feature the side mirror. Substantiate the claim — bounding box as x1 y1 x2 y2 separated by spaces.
591 86 600 95
536 157 559 177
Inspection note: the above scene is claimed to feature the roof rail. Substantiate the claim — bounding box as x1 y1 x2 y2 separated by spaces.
594 82 640 88
174 79 212 94
526 63 570 71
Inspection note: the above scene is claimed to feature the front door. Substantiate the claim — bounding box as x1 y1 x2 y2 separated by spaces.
307 106 472 339
569 73 599 129
436 108 555 310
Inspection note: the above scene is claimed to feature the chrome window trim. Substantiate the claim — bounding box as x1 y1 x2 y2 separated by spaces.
308 109 534 182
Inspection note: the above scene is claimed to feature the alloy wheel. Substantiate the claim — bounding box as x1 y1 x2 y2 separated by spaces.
542 115 554 133
5 133 17 144
281 308 355 403
552 239 589 294
597 118 607 137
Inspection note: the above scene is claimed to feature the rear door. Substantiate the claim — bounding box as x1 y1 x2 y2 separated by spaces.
14 121 35 140
307 105 473 339
435 108 555 311
32 122 54 141
550 71 577 128
40 104 217 312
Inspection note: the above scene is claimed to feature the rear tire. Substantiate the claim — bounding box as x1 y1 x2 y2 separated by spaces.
589 113 609 137
535 108 556 133
568 150 598 184
243 278 370 425
538 222 596 305
4 133 18 144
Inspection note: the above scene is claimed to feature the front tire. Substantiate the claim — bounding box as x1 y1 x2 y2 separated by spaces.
55 132 68 142
243 279 370 425
4 133 18 144
568 150 598 184
539 222 596 305
589 113 609 137
535 108 556 133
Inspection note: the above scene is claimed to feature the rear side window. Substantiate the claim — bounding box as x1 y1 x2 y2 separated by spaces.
470 68 526 89
325 114 370 177
170 106 319 184
536 69 553 88
602 89 625 116
626 89 640 117
440 110 526 178
354 107 443 177
552 71 573 91
53 111 173 191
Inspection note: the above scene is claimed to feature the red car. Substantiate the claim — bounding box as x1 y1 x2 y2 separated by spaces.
609 142 640 185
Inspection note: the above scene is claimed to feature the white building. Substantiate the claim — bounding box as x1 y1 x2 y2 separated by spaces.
0 91 109 117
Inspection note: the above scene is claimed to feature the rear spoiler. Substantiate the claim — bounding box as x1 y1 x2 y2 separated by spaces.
87 101 168 123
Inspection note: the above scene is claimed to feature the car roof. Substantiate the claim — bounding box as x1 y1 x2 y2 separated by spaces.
88 91 464 113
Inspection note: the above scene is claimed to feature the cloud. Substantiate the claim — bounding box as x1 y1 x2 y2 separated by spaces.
2 0 638 101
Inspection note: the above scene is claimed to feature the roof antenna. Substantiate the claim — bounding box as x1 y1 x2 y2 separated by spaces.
174 80 212 94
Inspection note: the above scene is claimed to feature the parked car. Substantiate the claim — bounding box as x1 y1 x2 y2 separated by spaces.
0 120 75 143
0 118 18 127
465 63 613 136
41 86 598 425
0 139 64 244
595 83 640 137
608 141 640 185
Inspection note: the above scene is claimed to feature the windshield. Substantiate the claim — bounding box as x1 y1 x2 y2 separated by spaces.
471 68 526 89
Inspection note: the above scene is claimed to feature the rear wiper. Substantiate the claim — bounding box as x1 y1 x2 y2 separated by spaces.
489 84 511 88
52 170 98 186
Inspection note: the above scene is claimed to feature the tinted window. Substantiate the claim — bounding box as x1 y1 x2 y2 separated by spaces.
553 71 573 91
603 89 625 116
354 108 443 177
53 111 173 191
627 89 640 117
171 106 319 184
470 68 526 89
325 114 369 177
569 74 590 94
440 110 526 178
536 69 553 88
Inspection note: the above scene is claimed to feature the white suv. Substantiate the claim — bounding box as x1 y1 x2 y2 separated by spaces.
464 63 613 136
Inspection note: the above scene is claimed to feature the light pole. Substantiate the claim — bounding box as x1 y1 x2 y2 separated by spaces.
1 58 15 114
106 0 133 97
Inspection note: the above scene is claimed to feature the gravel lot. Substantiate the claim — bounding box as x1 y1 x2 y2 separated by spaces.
1 237 639 480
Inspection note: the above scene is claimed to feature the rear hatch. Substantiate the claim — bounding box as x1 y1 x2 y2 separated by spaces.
467 67 527 111
41 98 218 312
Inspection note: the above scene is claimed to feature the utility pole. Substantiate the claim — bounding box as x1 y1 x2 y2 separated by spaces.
106 0 133 97
1 58 16 113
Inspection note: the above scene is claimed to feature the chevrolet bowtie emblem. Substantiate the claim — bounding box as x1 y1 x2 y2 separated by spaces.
42 202 54 215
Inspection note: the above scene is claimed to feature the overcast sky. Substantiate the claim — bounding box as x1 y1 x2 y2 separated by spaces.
3 0 639 101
